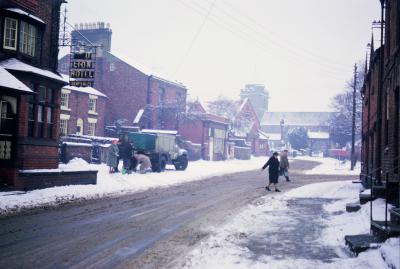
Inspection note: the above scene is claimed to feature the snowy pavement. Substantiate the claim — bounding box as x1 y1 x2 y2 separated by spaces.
0 157 267 215
294 156 361 176
178 181 399 269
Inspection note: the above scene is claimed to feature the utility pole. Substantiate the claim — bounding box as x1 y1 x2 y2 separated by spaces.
351 64 358 170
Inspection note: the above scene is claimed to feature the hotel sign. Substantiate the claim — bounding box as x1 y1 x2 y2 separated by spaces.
69 48 96 87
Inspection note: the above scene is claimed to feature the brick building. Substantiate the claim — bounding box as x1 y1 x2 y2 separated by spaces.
361 0 400 207
233 98 269 157
179 101 229 161
60 76 108 137
58 24 187 131
261 111 333 152
0 0 68 189
240 84 269 121
350 0 400 247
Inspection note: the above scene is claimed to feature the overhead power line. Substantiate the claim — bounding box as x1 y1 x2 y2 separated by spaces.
173 0 217 76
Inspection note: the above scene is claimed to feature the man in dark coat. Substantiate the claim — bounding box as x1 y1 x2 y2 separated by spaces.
261 152 281 192
119 134 133 174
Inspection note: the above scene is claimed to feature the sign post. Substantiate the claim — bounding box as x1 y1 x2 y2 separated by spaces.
69 45 96 87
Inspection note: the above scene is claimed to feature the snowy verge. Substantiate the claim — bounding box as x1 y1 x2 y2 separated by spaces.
294 156 361 175
0 157 267 216
179 181 399 269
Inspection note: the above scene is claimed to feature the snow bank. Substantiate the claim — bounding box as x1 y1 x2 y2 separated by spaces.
295 156 361 175
0 157 266 215
180 181 399 269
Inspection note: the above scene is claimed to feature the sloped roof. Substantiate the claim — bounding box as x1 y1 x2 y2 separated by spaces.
0 58 65 84
0 66 33 93
261 112 333 126
62 75 107 98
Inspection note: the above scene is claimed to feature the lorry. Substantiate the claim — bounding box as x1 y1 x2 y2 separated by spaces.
126 129 188 172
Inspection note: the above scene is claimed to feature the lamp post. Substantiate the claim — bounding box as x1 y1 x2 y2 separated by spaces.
351 64 357 171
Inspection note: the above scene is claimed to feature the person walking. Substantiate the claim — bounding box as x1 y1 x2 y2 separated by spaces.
280 149 290 182
107 139 119 173
261 152 281 192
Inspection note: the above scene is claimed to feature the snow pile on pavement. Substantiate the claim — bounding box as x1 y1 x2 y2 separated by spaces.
179 181 399 269
0 157 266 215
295 156 361 175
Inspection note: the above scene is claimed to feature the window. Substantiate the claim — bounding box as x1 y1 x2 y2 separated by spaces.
60 119 68 136
38 86 46 102
76 118 83 135
213 129 226 154
88 122 96 136
37 105 44 137
110 62 115 72
19 21 36 56
88 96 97 113
61 92 69 109
28 86 55 138
3 18 18 50
159 87 165 104
46 107 52 138
28 97 35 137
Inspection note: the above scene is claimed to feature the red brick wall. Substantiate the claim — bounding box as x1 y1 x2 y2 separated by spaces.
148 76 187 130
17 144 58 169
62 91 107 137
59 54 149 127
179 119 204 144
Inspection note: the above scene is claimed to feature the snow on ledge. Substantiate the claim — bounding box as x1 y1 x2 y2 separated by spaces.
5 8 45 24
0 58 65 83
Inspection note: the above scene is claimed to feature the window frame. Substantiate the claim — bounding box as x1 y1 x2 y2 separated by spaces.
3 17 18 51
88 96 97 113
19 21 37 57
60 92 70 109
87 122 96 136
60 119 68 136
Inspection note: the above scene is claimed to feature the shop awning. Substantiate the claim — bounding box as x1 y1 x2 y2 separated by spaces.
0 66 33 93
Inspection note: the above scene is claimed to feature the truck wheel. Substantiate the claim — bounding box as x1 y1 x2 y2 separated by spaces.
174 155 188 171
152 155 167 173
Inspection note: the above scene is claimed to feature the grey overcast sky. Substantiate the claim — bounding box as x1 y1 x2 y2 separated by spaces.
60 0 380 112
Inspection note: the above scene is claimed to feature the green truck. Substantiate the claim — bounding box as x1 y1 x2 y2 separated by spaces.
127 130 188 172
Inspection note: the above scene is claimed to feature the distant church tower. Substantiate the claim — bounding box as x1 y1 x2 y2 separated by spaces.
240 84 269 121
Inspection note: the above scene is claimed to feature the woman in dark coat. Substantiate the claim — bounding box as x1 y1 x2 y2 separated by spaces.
261 152 281 192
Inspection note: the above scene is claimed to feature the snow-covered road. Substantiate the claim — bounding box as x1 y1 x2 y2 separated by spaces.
0 156 360 215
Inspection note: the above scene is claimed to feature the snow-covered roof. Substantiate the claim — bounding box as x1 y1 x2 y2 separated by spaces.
133 109 144 124
5 8 45 24
0 66 33 93
141 129 178 135
63 85 107 98
264 133 282 141
258 130 269 140
261 112 333 126
0 58 65 83
62 75 107 97
308 131 330 139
